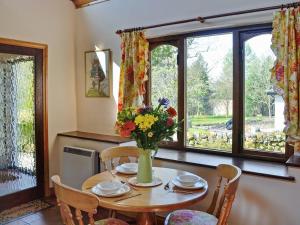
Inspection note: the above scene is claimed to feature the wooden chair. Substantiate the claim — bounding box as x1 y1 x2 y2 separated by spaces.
164 164 242 225
100 146 140 219
100 146 140 170
51 175 129 225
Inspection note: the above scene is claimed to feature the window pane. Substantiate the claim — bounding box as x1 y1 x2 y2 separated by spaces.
151 45 178 110
244 34 285 153
186 34 233 152
151 44 178 141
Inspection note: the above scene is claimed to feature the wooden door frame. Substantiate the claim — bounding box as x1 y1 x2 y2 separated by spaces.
0 38 49 199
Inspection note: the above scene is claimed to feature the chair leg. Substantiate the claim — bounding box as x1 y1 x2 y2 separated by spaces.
111 210 116 218
152 213 157 225
108 209 116 218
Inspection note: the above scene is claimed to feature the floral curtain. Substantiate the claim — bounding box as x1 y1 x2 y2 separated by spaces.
271 7 300 151
118 31 149 111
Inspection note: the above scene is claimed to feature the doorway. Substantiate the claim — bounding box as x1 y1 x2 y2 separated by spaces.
0 39 48 211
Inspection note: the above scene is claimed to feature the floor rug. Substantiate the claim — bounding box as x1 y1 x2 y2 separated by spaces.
0 199 52 224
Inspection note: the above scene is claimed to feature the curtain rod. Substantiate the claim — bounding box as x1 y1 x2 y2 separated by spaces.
116 1 300 34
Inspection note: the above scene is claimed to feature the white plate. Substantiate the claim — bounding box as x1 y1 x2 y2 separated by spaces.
172 177 207 190
96 180 123 194
176 174 201 186
116 164 137 175
91 184 131 197
128 176 162 187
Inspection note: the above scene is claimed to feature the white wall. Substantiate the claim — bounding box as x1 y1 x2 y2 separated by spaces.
1 0 298 224
154 160 300 225
74 1 300 225
0 0 78 182
75 0 288 135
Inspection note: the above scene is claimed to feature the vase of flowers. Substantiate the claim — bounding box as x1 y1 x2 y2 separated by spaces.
116 98 179 183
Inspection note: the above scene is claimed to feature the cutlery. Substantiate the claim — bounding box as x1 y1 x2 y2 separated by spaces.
168 189 195 194
114 193 142 202
85 185 96 190
164 180 171 190
109 170 117 178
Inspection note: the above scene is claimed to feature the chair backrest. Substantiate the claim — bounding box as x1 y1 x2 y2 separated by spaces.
206 164 242 225
51 175 100 225
100 146 140 170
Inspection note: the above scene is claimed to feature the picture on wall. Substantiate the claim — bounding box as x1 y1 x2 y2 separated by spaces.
85 49 111 97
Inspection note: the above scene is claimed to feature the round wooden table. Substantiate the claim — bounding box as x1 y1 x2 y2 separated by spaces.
82 167 208 225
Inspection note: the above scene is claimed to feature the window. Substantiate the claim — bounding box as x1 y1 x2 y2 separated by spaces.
148 25 289 161
242 33 285 153
150 43 179 143
186 33 233 152
151 44 178 113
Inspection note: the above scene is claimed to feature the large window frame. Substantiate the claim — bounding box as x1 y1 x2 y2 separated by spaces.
146 24 293 162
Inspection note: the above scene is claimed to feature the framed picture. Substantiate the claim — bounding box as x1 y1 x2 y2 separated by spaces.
85 49 112 97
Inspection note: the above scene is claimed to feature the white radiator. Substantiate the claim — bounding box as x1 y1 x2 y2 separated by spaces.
61 146 99 189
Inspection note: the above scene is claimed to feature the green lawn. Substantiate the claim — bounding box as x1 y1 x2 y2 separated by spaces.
190 115 267 126
190 115 230 126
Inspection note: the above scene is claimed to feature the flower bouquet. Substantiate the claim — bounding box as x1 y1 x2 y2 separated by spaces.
116 98 180 183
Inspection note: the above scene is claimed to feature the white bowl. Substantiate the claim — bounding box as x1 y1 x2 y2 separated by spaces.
96 181 122 194
121 163 138 171
176 174 201 186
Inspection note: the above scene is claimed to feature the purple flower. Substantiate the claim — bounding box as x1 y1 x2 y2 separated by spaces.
158 98 169 108
138 106 153 114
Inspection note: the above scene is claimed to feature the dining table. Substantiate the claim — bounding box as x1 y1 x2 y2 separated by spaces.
82 167 208 225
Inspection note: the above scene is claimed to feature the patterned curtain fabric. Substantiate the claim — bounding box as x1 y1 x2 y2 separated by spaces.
118 31 149 111
271 7 300 150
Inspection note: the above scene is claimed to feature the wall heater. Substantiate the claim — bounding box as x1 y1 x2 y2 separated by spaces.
61 146 99 189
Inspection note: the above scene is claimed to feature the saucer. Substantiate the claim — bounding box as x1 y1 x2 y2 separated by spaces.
172 177 207 190
128 176 162 187
96 180 122 194
91 184 131 197
176 174 201 186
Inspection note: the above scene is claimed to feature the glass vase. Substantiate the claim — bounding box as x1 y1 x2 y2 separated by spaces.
137 148 153 183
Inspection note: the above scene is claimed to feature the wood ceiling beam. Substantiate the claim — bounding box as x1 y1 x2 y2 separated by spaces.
71 0 103 8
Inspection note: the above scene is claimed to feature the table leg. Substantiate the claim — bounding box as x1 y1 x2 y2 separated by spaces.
137 212 156 225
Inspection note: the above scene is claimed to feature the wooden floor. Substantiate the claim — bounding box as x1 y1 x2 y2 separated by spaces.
4 198 165 225
5 206 63 225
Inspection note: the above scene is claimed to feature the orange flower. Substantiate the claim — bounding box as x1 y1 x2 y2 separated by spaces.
123 121 136 131
167 107 177 117
119 121 136 137
120 129 132 137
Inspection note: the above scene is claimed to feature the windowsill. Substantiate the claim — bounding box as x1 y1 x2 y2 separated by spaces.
155 148 295 181
57 131 295 181
57 131 131 144
286 154 300 168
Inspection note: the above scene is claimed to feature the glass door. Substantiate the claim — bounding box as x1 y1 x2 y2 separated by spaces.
0 44 45 211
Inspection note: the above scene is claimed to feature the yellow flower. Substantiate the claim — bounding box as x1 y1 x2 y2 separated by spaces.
134 114 158 131
148 132 153 137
